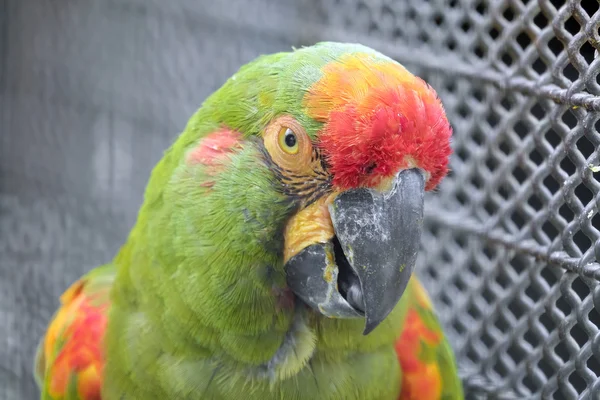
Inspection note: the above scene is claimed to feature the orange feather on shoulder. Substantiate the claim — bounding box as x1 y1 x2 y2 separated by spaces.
37 269 112 400
395 279 444 400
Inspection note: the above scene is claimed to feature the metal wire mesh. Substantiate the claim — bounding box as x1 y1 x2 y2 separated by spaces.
1 0 599 399
308 0 600 398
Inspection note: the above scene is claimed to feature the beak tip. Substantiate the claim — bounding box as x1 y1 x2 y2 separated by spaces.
362 324 376 336
361 302 396 335
362 312 389 335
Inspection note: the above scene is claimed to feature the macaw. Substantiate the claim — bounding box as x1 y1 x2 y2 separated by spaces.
34 42 463 400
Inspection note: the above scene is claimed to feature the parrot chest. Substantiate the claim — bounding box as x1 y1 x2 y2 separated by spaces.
103 305 402 399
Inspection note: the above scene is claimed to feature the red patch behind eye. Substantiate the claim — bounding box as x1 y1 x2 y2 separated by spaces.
186 128 243 166
186 128 244 188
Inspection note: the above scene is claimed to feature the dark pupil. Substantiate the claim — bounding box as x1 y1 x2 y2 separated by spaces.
284 130 297 147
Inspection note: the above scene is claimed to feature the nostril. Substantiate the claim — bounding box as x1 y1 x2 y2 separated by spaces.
364 162 377 174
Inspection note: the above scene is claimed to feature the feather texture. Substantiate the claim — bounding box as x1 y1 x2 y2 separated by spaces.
395 278 463 400
35 265 114 400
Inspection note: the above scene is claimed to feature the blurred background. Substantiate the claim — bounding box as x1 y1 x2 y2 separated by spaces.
1 0 599 399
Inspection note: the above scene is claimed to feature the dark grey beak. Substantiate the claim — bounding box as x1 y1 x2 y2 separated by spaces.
285 168 426 335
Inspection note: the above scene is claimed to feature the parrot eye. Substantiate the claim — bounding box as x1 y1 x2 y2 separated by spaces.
279 127 299 154
263 115 312 171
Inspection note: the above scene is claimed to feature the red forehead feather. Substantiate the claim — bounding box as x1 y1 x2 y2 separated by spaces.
305 54 452 191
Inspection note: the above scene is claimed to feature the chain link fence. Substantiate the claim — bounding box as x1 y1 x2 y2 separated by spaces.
1 0 599 399
354 1 600 398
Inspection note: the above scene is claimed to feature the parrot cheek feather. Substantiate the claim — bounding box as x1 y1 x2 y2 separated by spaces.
185 128 243 167
184 128 246 189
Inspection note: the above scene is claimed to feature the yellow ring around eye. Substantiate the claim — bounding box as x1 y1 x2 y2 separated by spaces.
278 127 299 154
263 115 312 171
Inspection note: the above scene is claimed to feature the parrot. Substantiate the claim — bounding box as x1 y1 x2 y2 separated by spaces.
34 42 464 400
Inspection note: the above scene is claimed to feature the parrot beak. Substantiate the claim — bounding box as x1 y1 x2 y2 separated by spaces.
285 168 425 335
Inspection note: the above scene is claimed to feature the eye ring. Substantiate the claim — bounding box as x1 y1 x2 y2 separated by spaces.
278 127 299 154
264 115 312 170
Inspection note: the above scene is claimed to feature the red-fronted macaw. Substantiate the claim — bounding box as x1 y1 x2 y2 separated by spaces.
35 42 463 400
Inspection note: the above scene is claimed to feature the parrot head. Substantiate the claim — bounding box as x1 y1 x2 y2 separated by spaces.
169 42 451 336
